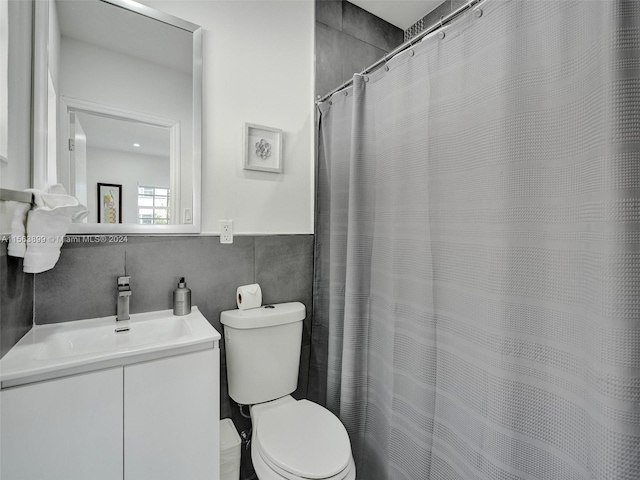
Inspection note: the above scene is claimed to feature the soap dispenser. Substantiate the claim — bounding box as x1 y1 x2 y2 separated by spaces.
173 277 192 316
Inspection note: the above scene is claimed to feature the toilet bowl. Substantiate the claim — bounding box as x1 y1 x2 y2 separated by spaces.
220 303 356 480
250 396 356 480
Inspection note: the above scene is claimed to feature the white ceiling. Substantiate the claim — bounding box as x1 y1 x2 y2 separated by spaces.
349 0 443 30
75 112 170 158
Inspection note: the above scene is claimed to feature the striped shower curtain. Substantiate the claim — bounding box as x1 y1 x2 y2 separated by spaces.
313 1 640 479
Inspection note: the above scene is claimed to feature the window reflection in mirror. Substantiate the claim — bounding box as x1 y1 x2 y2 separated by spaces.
138 186 170 225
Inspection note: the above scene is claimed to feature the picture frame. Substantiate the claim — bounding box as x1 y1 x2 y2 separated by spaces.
97 183 122 224
243 123 283 173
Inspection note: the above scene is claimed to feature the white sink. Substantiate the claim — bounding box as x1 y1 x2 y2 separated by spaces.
35 315 192 360
1 307 220 388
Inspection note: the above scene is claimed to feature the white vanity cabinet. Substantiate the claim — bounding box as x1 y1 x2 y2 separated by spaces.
0 367 124 480
0 307 221 480
1 349 219 480
124 349 219 480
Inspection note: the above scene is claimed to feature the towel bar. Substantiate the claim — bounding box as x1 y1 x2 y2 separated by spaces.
0 188 34 204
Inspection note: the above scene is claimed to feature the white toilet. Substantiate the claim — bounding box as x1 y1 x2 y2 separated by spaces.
221 302 356 480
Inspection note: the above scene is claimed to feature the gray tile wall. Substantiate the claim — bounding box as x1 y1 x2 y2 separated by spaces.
32 234 313 480
315 0 403 98
404 0 466 41
0 242 33 359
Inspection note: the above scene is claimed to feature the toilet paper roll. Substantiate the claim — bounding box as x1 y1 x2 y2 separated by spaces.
236 284 262 310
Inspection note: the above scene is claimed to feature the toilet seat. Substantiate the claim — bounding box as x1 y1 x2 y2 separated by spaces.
252 443 356 480
254 400 353 480
256 447 353 480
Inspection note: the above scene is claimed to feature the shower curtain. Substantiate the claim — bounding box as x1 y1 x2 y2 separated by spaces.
313 1 640 479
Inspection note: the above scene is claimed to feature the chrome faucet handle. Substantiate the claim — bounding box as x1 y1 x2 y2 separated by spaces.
117 276 131 296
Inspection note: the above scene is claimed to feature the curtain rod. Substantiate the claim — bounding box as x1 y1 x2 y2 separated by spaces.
316 0 483 104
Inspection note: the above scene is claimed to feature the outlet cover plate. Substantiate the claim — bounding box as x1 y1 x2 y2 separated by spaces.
220 220 233 244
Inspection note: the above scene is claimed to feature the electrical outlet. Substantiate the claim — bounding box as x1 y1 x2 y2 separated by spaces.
220 220 233 244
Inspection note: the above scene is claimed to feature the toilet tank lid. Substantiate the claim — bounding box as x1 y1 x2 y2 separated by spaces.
220 302 305 329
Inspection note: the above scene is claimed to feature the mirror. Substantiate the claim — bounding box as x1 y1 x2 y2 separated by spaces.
33 0 202 233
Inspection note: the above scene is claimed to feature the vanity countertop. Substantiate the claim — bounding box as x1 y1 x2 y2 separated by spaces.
0 307 220 388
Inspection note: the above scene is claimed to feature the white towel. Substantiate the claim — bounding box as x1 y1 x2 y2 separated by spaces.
7 202 31 258
23 184 88 274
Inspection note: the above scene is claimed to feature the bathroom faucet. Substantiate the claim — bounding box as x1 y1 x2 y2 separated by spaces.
117 276 131 321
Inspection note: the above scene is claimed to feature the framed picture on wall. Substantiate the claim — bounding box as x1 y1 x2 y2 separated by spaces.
243 123 283 173
97 183 122 223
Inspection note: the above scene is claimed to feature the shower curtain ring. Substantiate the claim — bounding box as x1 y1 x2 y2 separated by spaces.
407 35 416 56
438 15 446 39
383 54 389 72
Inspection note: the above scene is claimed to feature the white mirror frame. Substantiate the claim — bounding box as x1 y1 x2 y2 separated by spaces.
33 0 203 234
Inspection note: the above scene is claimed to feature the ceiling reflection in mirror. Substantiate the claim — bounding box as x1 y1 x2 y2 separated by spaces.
35 0 202 233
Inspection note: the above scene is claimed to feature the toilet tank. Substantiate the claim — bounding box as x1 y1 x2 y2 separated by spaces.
220 302 305 405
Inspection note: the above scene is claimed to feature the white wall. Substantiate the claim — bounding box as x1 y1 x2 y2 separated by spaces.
86 147 170 224
0 0 8 164
48 0 60 92
139 0 315 235
0 0 33 234
48 0 61 186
